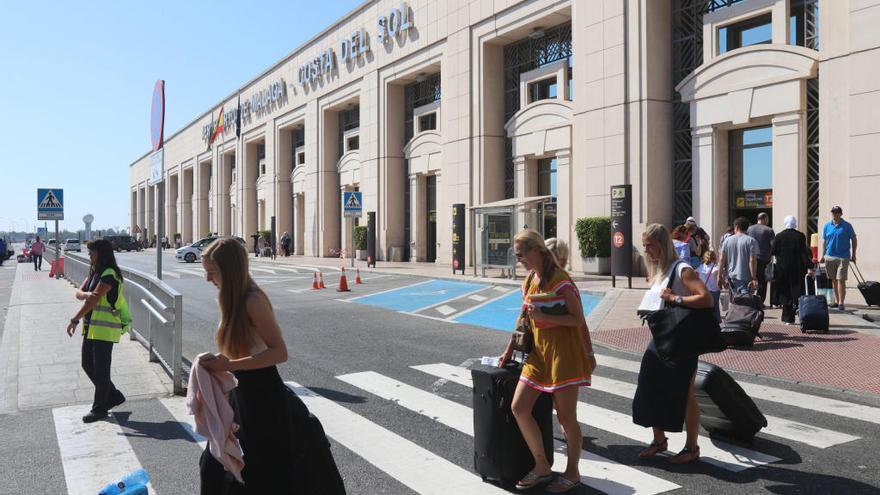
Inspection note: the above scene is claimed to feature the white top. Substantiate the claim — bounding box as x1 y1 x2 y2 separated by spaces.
638 261 693 312
697 262 719 292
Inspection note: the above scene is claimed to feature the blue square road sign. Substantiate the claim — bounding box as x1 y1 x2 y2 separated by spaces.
37 188 64 221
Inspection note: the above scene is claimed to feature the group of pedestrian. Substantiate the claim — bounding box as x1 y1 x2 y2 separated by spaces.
55 206 857 493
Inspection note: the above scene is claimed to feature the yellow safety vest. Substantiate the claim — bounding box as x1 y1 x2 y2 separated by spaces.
83 268 131 343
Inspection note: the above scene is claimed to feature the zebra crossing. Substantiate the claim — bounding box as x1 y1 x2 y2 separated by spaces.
39 349 878 495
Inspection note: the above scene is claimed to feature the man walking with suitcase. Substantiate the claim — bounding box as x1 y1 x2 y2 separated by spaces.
717 217 759 296
747 212 775 305
820 206 857 310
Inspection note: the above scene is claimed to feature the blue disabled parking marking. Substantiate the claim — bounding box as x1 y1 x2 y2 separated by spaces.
351 279 488 312
452 290 603 332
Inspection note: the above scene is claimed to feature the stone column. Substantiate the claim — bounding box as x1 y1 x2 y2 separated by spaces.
691 125 720 244
196 161 210 239
513 156 528 230
772 111 807 230
555 150 572 267
182 169 193 243
168 174 178 243
409 174 422 261
433 170 447 264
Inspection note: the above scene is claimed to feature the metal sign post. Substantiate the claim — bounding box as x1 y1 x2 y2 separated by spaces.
149 149 165 280
37 188 64 278
343 191 363 268
610 185 633 289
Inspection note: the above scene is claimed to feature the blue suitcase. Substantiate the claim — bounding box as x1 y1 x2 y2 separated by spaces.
799 276 829 333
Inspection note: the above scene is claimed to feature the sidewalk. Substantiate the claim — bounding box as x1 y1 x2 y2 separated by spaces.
0 261 172 414
251 253 880 397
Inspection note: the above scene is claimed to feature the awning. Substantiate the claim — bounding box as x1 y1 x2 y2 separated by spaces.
469 195 553 213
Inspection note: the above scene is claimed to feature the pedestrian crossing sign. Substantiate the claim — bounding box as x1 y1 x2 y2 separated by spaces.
343 191 363 217
37 188 64 220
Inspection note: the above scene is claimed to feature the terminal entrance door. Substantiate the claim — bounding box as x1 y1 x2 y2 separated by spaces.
729 126 773 226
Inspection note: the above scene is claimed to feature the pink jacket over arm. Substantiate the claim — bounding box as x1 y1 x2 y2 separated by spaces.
186 353 245 483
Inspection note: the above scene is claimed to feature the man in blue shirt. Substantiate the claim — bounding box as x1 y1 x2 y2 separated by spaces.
820 206 858 310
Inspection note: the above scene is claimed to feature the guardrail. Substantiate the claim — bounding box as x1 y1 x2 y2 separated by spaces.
63 252 185 394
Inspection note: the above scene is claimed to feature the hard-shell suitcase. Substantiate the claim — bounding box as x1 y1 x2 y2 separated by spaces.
695 361 767 442
472 361 554 488
799 275 829 333
852 262 880 307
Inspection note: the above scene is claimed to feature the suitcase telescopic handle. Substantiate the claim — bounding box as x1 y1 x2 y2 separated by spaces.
851 261 866 284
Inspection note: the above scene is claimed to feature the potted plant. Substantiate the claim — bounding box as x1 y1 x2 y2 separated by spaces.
354 225 368 260
173 232 181 248
576 216 611 275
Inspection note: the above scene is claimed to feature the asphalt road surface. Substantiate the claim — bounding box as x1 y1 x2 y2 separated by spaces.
1 249 879 494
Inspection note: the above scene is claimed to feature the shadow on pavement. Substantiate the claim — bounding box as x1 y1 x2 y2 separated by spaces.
305 387 367 404
113 411 196 442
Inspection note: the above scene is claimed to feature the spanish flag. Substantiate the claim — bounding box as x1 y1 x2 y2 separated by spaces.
209 106 224 145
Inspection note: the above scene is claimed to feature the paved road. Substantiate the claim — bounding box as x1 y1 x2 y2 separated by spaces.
1 251 879 494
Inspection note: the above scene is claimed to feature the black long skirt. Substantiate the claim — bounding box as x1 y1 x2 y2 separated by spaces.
631 340 697 432
200 366 298 494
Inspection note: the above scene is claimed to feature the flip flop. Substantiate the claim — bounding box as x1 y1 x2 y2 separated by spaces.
546 476 582 493
515 471 555 490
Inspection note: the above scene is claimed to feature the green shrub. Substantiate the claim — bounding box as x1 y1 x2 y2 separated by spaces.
259 230 272 242
575 217 611 258
353 226 368 250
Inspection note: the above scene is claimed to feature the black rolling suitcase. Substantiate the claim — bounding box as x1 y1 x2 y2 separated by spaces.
720 292 764 347
472 361 554 488
852 262 880 307
695 361 767 442
799 275 829 333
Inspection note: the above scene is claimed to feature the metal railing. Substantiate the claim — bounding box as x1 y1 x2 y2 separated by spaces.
63 252 185 394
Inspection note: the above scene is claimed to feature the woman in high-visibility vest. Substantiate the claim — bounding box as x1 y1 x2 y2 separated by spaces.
66 239 131 423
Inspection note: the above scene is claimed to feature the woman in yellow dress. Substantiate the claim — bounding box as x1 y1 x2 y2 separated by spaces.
499 230 596 493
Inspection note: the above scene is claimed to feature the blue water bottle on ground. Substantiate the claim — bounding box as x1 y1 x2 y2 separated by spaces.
98 468 150 495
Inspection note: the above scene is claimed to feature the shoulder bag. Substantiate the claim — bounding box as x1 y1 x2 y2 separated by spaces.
511 272 536 353
641 262 725 361
764 258 776 282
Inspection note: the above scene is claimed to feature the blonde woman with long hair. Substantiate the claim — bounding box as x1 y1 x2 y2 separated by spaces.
197 238 344 493
633 224 713 464
499 230 595 493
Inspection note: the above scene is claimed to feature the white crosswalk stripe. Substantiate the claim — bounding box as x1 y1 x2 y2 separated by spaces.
285 381 512 495
53 405 158 495
338 371 680 494
412 362 860 449
594 353 880 426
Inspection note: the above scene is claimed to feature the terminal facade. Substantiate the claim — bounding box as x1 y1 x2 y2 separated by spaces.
130 0 880 277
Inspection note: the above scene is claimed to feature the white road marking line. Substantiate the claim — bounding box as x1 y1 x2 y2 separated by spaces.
493 286 511 292
434 304 457 316
175 268 205 277
595 353 880 426
397 312 459 324
249 267 277 275
345 279 433 301
53 405 158 495
468 294 487 302
404 286 491 314
447 288 518 320
413 363 859 450
162 270 181 278
287 263 342 272
284 381 511 495
158 397 207 449
337 372 679 495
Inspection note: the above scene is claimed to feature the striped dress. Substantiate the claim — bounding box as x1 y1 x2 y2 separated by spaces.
519 269 592 393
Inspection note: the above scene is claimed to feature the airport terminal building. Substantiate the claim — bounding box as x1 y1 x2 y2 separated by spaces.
130 0 880 276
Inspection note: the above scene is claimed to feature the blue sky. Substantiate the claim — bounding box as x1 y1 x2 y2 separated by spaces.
0 0 362 233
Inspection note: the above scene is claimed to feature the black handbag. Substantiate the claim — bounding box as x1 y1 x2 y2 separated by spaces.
511 273 536 353
642 262 725 360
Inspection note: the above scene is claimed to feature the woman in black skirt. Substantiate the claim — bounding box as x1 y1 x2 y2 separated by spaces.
633 224 714 464
197 237 345 494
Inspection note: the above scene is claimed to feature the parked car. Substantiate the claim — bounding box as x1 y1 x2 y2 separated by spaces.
105 235 142 252
175 236 246 263
47 239 57 248
64 239 81 252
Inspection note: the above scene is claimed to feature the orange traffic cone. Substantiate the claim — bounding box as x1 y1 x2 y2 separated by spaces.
49 260 56 278
319 272 326 289
355 268 362 284
337 267 350 292
312 272 320 290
